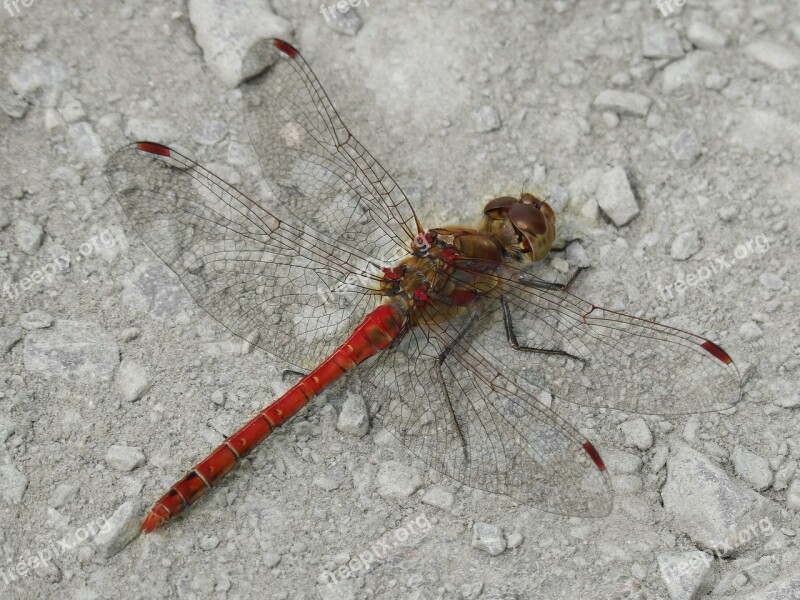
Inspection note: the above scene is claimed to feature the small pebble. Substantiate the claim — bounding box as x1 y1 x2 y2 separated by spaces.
787 480 800 511
0 417 16 443
641 23 685 59
620 418 654 451
421 486 454 511
44 107 66 135
116 359 152 402
687 22 727 49
774 396 800 410
15 219 45 254
745 40 799 70
670 231 703 261
475 106 502 133
731 446 772 491
759 273 783 290
0 463 29 503
506 532 524 549
93 501 142 558
211 389 226 406
105 444 146 472
199 535 220 551
20 310 54 330
671 129 701 163
596 166 639 227
593 90 651 117
336 393 370 437
471 523 506 556
739 322 763 342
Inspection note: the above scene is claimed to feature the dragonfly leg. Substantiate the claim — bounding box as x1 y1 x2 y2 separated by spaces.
501 297 586 363
558 265 588 292
434 314 482 462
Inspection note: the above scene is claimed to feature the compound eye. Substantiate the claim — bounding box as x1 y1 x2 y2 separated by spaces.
508 202 546 235
483 196 517 217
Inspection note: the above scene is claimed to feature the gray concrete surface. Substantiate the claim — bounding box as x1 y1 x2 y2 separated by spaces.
1 1 799 599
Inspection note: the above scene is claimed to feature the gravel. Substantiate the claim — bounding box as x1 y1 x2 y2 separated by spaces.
2 2 799 598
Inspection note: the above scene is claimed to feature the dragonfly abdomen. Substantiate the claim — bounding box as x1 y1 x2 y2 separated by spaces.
141 302 407 532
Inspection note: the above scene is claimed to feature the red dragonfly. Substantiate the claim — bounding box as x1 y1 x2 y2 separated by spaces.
106 39 741 533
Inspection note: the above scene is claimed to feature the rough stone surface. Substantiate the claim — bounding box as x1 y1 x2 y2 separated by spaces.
662 445 776 556
23 321 120 382
376 461 423 500
1 4 799 598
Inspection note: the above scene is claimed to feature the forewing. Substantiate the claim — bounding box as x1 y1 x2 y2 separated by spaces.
241 39 421 264
455 261 741 415
106 142 379 371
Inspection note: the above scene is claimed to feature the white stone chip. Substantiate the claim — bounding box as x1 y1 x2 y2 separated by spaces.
105 445 146 472
787 479 800 512
619 418 654 451
642 23 685 59
687 22 727 49
745 41 800 71
93 501 142 558
670 230 703 261
593 90 652 117
20 310 54 330
596 166 639 226
475 106 502 133
336 393 370 437
15 219 44 254
116 359 152 402
0 463 29 503
731 446 772 492
471 522 506 556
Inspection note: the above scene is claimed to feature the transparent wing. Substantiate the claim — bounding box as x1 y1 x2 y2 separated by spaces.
241 39 421 264
448 259 742 415
105 142 381 371
361 302 613 517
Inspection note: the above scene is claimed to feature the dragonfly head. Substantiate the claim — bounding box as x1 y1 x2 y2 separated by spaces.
482 193 556 262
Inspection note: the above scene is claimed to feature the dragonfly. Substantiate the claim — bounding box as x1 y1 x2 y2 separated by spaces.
106 39 741 533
